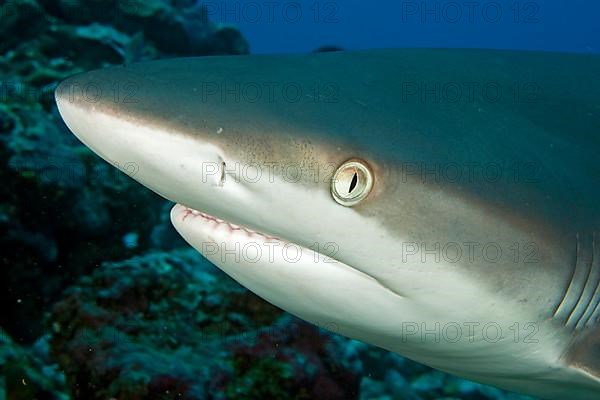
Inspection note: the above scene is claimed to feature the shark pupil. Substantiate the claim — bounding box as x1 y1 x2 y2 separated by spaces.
349 172 358 193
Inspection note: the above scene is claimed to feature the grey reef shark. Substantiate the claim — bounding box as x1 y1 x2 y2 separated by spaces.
55 49 600 399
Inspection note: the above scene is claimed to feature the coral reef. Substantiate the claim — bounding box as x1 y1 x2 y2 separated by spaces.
49 250 358 399
0 0 248 343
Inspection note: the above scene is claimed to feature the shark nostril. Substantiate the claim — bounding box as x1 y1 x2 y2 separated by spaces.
220 161 226 186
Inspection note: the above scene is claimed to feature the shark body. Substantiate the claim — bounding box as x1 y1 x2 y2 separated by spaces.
55 49 600 399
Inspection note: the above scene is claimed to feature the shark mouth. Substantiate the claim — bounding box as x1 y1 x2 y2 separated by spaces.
172 204 406 303
176 204 282 242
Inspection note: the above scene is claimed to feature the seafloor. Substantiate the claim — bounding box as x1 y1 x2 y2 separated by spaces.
0 1 535 399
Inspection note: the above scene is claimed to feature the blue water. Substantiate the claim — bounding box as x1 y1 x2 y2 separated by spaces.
207 0 600 54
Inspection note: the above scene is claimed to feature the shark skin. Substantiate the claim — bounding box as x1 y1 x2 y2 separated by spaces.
54 49 600 399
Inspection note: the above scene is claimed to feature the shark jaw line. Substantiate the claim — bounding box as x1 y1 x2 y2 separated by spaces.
172 204 406 301
177 204 280 241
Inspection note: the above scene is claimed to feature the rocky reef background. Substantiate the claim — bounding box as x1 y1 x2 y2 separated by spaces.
0 1 535 399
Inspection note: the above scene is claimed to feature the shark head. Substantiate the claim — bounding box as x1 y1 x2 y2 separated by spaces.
55 50 600 399
54 53 420 346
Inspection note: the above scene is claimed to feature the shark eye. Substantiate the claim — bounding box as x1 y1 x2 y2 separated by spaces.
331 159 374 206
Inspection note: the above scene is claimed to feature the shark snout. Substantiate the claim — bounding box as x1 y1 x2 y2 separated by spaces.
55 66 149 123
54 69 236 214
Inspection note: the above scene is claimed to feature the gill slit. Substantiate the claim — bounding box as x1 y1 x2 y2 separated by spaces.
553 233 600 331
